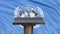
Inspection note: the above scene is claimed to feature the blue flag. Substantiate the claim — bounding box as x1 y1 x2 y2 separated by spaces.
0 0 60 34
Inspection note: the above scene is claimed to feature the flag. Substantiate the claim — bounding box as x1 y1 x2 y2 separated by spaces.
0 0 60 34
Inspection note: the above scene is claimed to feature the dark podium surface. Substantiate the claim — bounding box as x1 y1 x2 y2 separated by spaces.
13 17 45 26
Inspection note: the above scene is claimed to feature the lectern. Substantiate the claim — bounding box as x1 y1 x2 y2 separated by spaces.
13 5 45 34
13 17 45 34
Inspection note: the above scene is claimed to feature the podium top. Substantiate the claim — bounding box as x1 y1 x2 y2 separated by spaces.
13 17 45 26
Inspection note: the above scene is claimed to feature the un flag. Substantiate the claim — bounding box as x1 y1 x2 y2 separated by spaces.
0 0 60 34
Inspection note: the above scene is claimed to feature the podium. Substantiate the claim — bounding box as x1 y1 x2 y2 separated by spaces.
13 5 45 34
13 17 45 34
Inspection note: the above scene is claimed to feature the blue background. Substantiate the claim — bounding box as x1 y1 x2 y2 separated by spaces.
0 0 60 34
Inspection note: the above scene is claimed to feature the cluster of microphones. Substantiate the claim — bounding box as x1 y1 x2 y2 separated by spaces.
19 8 37 18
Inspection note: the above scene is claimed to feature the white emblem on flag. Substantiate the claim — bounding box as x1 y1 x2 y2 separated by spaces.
14 6 44 29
